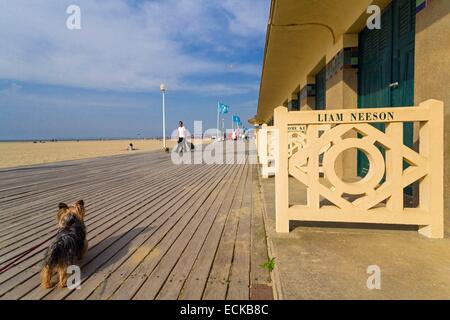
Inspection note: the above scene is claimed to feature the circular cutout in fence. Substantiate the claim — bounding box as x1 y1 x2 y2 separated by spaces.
323 138 385 195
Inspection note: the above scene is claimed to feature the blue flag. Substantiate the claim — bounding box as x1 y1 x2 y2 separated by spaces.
218 103 229 114
232 115 241 124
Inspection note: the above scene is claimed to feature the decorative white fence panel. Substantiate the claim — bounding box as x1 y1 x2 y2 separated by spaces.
274 99 444 238
258 124 277 178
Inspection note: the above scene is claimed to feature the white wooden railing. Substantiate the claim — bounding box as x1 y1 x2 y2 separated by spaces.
273 99 444 238
257 124 277 178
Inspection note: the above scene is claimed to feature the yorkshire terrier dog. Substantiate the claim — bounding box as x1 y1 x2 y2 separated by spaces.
41 200 88 289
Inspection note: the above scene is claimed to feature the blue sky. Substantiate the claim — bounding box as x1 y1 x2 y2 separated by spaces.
0 0 269 140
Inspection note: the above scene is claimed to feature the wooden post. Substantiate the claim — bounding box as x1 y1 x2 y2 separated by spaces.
255 127 259 162
257 127 264 165
418 99 444 238
385 122 403 211
306 126 320 209
275 107 289 232
261 124 269 178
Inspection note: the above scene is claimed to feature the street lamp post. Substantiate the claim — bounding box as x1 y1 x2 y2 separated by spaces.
222 118 225 140
160 84 167 149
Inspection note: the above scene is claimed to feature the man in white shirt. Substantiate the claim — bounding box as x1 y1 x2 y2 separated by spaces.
231 130 236 141
176 121 187 153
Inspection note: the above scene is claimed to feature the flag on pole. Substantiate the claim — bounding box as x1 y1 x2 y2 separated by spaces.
232 115 241 125
218 102 229 114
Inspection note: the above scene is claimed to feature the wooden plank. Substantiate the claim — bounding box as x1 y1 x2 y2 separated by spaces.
0 162 192 260
249 165 273 300
0 172 147 225
68 163 234 300
0 154 182 238
132 164 245 300
226 164 253 300
0 163 209 298
155 164 246 300
201 164 249 300
180 163 248 300
1 176 152 247
107 165 237 300
26 163 222 300
0 162 197 267
0 152 167 211
0 145 272 300
0 158 141 208
0 155 169 222
249 166 272 288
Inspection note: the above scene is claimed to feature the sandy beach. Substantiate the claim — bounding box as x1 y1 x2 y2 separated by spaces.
0 139 179 169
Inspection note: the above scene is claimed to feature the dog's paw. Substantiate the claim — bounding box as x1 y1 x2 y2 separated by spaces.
42 282 53 289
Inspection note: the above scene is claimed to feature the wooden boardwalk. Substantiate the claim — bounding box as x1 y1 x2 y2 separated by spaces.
0 149 272 300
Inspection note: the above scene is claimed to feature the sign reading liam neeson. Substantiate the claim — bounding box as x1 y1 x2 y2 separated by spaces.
317 110 395 123
282 107 429 126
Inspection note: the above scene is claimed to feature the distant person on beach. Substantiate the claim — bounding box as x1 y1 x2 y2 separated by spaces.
176 121 187 153
128 143 134 151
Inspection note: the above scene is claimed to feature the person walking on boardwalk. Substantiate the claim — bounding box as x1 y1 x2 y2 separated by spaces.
176 121 187 154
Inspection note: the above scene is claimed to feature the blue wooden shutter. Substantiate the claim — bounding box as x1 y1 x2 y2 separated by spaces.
315 67 326 110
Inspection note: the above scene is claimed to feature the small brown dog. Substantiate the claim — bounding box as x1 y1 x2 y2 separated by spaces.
41 200 88 289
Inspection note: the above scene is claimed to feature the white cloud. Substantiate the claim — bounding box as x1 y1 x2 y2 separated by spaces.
221 0 269 37
0 89 147 109
0 0 269 95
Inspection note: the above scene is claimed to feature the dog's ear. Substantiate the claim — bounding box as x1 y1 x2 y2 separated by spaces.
76 200 84 207
58 203 68 209
57 204 67 223
76 200 86 219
